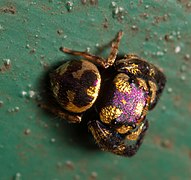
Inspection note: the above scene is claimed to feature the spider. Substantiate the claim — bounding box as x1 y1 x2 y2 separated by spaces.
47 31 166 156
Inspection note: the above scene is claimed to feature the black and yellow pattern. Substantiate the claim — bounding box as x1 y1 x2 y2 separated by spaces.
50 60 101 113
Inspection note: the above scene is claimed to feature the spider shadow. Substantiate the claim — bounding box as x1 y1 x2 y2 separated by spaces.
37 57 99 151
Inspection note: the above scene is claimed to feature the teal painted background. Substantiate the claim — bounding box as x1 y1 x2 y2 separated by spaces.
0 0 191 179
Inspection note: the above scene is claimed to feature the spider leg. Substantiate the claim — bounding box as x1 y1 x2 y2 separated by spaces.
107 30 123 67
60 31 123 69
39 103 82 123
88 119 149 157
60 47 107 68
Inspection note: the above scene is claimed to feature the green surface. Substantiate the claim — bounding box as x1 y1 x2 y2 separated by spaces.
1 0 191 179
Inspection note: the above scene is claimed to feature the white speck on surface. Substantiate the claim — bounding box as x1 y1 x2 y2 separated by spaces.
175 46 181 53
114 6 119 15
131 25 137 30
162 106 166 111
156 51 164 56
111 1 117 7
172 31 176 36
159 36 163 41
66 1 73 11
4 59 11 65
90 171 98 179
0 100 3 107
180 75 186 81
15 106 20 112
118 7 124 12
21 91 27 97
145 5 149 9
28 84 32 88
0 24 4 30
65 160 72 165
90 18 95 22
111 2 126 20
26 44 30 48
86 47 90 52
24 128 31 135
29 90 36 98
184 54 190 60
167 87 172 93
50 138 56 143
8 106 20 113
180 65 186 72
30 2 37 5
14 172 22 180
57 162 62 168
187 2 191 8
168 35 174 40
74 174 80 180
65 160 75 169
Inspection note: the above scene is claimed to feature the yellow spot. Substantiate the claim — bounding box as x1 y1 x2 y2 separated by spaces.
148 80 157 104
128 63 141 74
137 78 148 91
115 80 131 93
100 106 123 124
116 125 133 134
121 99 127 105
134 102 144 116
141 106 148 118
114 73 131 93
64 90 93 113
149 67 155 76
87 86 96 97
86 79 101 98
127 123 144 140
113 144 126 154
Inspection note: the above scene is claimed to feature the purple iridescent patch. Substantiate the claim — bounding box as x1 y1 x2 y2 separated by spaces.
111 83 147 123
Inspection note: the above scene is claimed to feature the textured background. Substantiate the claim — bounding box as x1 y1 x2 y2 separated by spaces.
0 0 191 179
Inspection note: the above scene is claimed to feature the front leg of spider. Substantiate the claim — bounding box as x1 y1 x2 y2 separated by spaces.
60 31 123 68
88 119 149 156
